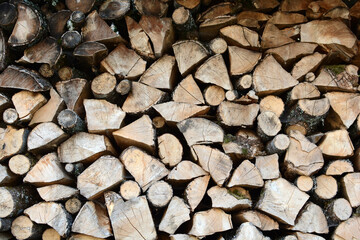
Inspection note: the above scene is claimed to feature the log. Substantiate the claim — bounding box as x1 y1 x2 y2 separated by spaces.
73 42 108 68
158 133 183 167
119 180 141 201
170 234 198 240
295 176 314 192
84 99 126 135
116 79 132 96
259 95 284 117
326 198 352 224
167 160 207 183
57 109 86 135
11 215 42 240
135 0 168 17
261 23 295 49
256 111 282 141
199 16 237 41
152 116 166 130
342 173 360 207
159 196 191 234
113 115 155 153
227 160 263 188
280 0 312 12
332 217 360 240
65 0 94 13
233 210 279 231
291 52 326 80
197 2 241 22
208 38 227 54
314 175 338 201
255 154 280 180
58 132 116 164
325 159 354 176
12 91 47 122
99 0 130 20
3 108 19 125
65 197 82 215
65 163 85 177
0 93 10 121
24 202 72 237
268 11 307 28
204 85 225 106
265 134 290 155
188 208 232 237
0 29 8 72
8 154 33 176
49 10 72 39
218 102 259 127
228 46 261 76
294 232 325 240
185 175 210 211
61 31 81 49
207 186 252 211
120 146 169 191
0 126 28 162
58 67 85 82
220 25 259 49
256 178 309 226
0 2 17 30
288 82 320 103
232 222 271 240
319 130 354 158
172 7 197 40
71 201 112 238
37 184 78 202
69 11 86 30
42 228 61 240
172 75 205 105
175 0 200 12
147 180 173 208
236 11 270 29
235 74 252 91
0 164 17 185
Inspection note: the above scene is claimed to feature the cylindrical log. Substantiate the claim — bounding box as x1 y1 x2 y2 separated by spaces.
146 181 173 208
61 31 82 49
259 95 284 118
295 176 314 192
265 134 290 155
57 109 86 135
91 73 117 100
204 85 225 106
42 228 61 240
225 90 238 102
325 198 352 226
0 2 17 31
314 175 338 201
11 215 42 240
65 197 82 215
119 180 141 201
3 108 19 125
39 64 54 78
209 38 228 55
116 79 132 96
8 154 34 176
305 72 315 82
172 6 198 40
64 163 84 177
69 11 85 31
257 111 282 141
235 74 252 90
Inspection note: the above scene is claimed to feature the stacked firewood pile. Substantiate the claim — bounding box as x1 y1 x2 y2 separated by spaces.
1 0 360 239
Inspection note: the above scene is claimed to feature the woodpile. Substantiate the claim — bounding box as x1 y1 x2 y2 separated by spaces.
1 0 360 239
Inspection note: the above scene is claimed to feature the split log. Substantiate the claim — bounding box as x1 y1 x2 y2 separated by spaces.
57 109 86 135
154 101 210 124
113 115 155 153
24 202 72 237
342 173 360 207
68 234 104 240
268 11 307 27
220 25 260 49
73 42 108 67
71 201 112 238
325 159 354 176
49 10 72 39
116 79 132 96
119 180 141 201
199 16 237 41
326 198 352 224
288 82 320 102
29 88 66 127
42 228 61 240
58 132 116 164
280 0 312 12
37 185 78 202
291 52 326 80
314 175 338 201
24 152 72 186
253 55 298 96
65 198 82 215
255 154 280 180
90 73 117 100
12 91 46 122
3 108 19 125
0 126 28 162
236 11 270 29
256 178 309 226
167 161 207 183
27 122 68 153
135 0 167 17
191 145 232 186
259 95 284 117
265 134 290 155
159 196 191 234
55 78 91 117
84 99 126 135
257 111 282 141
11 215 42 240
188 208 232 237
0 185 38 218
139 16 175 58
0 65 52 92
170 234 198 240
284 130 324 177
99 0 130 20
208 38 227 54
195 54 233 90
172 75 205 105
147 180 173 208
332 217 360 240
204 85 225 106
120 146 169 191
172 40 209 76
232 222 271 240
185 175 210 211
227 160 264 188
228 46 261 76
158 133 183 167
233 210 279 231
197 2 241 22
261 23 295 49
0 164 17 185
175 0 200 12
295 176 314 192
8 154 33 176
207 186 252 211
65 0 94 13
105 194 157 240
319 130 354 158
294 232 325 240
218 102 259 127
121 82 165 114
305 72 316 82
177 118 224 146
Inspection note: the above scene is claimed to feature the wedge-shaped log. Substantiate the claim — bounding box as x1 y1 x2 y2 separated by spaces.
342 173 360 207
233 210 279 231
319 130 354 158
37 184 78 202
220 25 260 49
0 126 28 162
12 91 47 121
232 222 271 240
228 160 264 188
228 46 261 76
172 75 204 105
207 186 252 211
159 196 190 234
167 161 207 183
185 175 210 212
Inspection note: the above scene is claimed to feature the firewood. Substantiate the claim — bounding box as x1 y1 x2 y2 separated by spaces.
0 93 10 119
228 46 261 76
159 196 190 234
235 74 252 90
0 185 38 218
135 0 168 17
172 40 209 76
220 25 260 49
236 11 270 29
17 37 62 67
0 126 28 162
48 10 72 38
0 2 17 30
259 95 284 118
305 72 316 82
301 20 357 60
325 159 354 176
175 0 200 12
342 173 360 207
84 99 126 135
71 201 112 238
65 0 94 13
286 124 307 136
8 3 45 49
269 11 307 28
199 16 237 41
253 55 298 96
68 234 104 240
73 42 108 67
12 91 47 122
333 217 360 240
0 164 17 185
291 52 326 80
11 215 42 240
65 163 85 177
172 74 205 105
192 145 232 186
27 122 68 153
42 228 61 240
8 154 34 176
233 210 279 231
218 102 259 127
69 11 86 31
113 115 155 153
261 23 295 49
116 79 132 96
257 111 282 141
158 133 183 167
294 232 325 240
0 29 8 72
225 90 239 102
90 73 116 100
37 184 78 202
167 161 207 183
99 0 130 20
207 186 252 211
120 146 169 191
188 208 232 237
319 130 354 158
119 180 141 201
284 130 324 177
197 2 241 22
24 202 72 237
185 175 210 211
280 25 300 38
326 198 352 224
152 116 166 130
288 83 320 103
255 154 280 180
280 0 312 12
65 197 82 215
0 218 12 232
232 222 271 240
139 16 175 58
170 234 198 240
203 85 225 106
125 16 155 60
0 65 52 92
208 38 227 54
61 31 81 49
147 180 173 208
178 118 224 146
295 176 314 192
265 134 290 155
58 132 116 164
313 174 338 201
58 67 85 82
105 194 157 240
57 109 86 135
227 160 263 188
3 108 19 125
195 54 233 90
55 78 91 117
